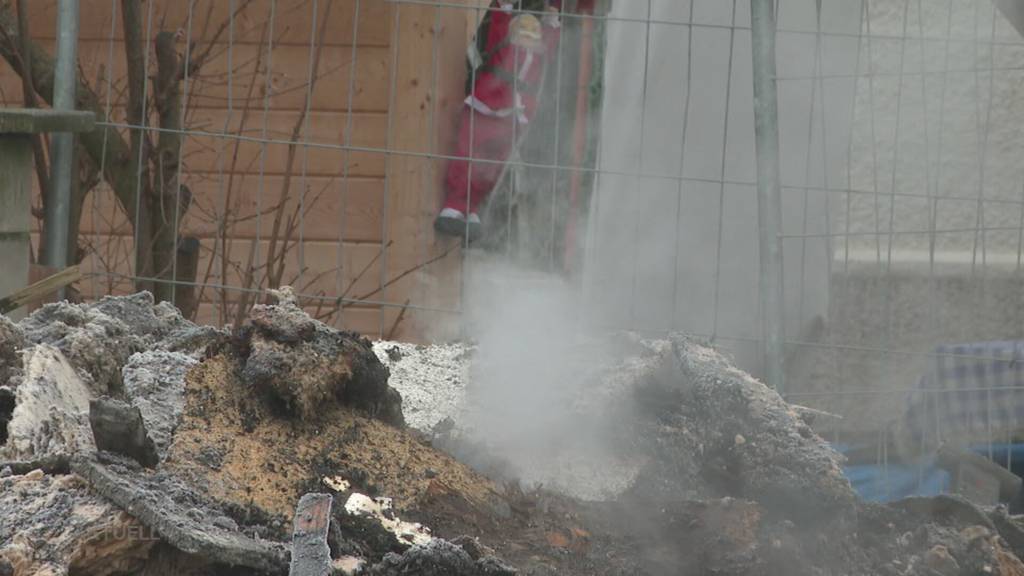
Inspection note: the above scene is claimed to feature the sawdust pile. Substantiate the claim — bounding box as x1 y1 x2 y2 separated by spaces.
167 353 501 521
6 291 1024 575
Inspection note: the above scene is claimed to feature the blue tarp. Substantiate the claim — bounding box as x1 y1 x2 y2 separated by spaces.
842 460 949 502
833 443 1024 502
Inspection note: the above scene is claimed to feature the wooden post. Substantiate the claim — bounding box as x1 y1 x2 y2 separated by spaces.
288 493 333 576
0 108 93 319
174 237 200 320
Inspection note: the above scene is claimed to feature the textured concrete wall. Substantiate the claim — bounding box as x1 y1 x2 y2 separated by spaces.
788 266 1024 435
590 0 1024 400
587 0 862 378
785 0 1024 435
838 0 1024 261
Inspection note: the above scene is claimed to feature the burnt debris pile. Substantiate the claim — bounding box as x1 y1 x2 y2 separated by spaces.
3 292 1024 575
0 291 500 576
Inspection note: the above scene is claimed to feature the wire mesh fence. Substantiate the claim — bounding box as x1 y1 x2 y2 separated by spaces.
6 0 1024 502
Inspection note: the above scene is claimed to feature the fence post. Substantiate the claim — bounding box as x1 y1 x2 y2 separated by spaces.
45 0 80 290
0 109 94 318
750 0 786 392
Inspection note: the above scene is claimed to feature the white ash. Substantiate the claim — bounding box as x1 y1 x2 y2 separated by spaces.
122 350 198 460
454 333 670 502
373 334 671 502
373 341 471 432
512 451 645 502
3 345 96 461
332 556 365 575
344 493 433 547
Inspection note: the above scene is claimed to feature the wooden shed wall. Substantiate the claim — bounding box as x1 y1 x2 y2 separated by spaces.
2 0 476 339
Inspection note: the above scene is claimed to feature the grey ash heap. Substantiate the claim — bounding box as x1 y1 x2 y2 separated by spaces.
2 291 1024 575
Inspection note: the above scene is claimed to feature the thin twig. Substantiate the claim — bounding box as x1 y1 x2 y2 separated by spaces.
348 243 458 305
14 0 49 208
193 18 270 319
341 240 394 300
386 299 411 340
265 0 335 292
187 0 257 72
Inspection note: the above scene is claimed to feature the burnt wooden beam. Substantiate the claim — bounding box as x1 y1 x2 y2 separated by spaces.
289 493 333 576
71 454 290 573
0 453 71 476
89 397 159 468
0 265 80 315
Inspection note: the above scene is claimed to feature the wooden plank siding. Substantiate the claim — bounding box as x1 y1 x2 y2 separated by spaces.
379 1 483 341
2 0 472 340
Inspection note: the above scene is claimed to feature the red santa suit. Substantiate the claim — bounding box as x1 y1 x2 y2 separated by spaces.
439 1 561 220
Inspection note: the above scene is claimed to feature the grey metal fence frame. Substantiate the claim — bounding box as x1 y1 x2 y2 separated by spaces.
26 0 1024 498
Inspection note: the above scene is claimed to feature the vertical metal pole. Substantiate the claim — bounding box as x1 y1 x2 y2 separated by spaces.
750 0 785 392
46 0 79 286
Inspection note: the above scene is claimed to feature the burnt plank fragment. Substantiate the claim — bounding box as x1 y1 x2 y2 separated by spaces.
0 453 70 475
71 454 289 573
289 493 333 576
89 397 159 467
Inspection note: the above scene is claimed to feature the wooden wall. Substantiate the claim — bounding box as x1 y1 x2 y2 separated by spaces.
3 0 475 340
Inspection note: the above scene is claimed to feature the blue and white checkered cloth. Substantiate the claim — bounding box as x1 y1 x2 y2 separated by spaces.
903 341 1024 447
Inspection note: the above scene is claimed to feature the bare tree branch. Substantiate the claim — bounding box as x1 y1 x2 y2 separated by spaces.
14 0 49 205
187 0 256 74
120 0 155 292
191 18 271 321
265 0 334 293
151 29 188 304
349 246 458 305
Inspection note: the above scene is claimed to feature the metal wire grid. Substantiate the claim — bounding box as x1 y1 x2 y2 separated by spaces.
576 0 1024 490
79 0 406 329
36 0 1024 469
780 0 1024 496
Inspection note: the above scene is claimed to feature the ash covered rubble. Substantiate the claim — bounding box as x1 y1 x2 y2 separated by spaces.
0 292 1023 575
381 333 1024 575
0 290 513 576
